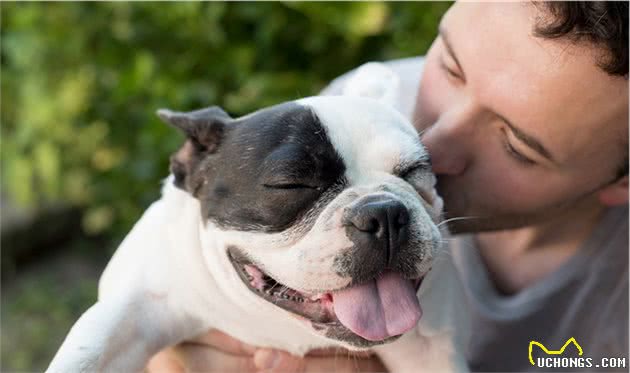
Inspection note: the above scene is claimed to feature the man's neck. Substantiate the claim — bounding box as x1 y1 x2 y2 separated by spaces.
474 199 607 295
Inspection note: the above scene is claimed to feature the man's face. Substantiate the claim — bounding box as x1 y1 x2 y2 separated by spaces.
414 2 629 233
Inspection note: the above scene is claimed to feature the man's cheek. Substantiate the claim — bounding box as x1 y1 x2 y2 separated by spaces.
482 172 565 212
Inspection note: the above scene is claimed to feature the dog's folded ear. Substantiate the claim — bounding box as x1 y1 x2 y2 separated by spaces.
157 106 233 191
157 106 232 153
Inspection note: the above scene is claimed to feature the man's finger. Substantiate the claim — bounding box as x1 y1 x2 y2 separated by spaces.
152 343 258 373
254 348 387 373
191 329 258 355
146 348 185 373
255 349 305 372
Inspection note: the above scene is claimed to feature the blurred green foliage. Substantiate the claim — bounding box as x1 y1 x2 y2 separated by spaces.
1 238 107 372
3 275 97 370
2 2 449 238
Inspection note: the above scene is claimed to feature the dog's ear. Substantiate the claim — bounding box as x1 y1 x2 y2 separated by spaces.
157 106 232 152
157 106 232 190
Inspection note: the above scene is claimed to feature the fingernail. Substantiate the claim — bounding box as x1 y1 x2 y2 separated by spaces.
255 349 279 370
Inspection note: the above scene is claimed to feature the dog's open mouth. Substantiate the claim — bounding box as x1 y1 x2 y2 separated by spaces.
228 247 424 347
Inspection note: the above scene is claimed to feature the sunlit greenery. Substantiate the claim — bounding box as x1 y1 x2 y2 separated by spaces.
3 2 449 236
2 2 449 371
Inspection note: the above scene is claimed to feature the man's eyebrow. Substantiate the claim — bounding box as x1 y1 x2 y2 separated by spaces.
438 25 465 80
499 115 556 163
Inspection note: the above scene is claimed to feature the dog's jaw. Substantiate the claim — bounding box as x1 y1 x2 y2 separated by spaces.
226 245 426 348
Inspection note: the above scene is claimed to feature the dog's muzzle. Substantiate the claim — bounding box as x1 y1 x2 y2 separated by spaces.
342 195 410 267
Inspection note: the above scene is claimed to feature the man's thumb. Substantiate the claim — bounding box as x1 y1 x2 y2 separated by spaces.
254 348 306 373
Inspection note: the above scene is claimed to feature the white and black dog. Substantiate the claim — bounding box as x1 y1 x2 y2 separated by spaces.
47 63 469 372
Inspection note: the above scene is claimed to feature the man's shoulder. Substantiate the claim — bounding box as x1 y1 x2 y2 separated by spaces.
320 57 425 119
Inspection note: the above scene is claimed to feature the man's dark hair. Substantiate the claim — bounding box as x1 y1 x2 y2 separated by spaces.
535 1 628 178
534 1 628 77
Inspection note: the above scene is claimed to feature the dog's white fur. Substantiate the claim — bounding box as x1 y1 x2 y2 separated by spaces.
47 63 469 373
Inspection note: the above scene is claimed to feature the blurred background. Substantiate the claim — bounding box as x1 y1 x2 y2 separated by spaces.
1 2 449 371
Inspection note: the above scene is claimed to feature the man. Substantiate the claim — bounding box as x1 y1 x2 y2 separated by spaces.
148 2 628 371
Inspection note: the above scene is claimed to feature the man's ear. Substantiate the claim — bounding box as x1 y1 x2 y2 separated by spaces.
598 175 629 206
157 106 232 190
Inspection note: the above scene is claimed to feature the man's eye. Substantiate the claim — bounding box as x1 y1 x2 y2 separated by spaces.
439 59 462 80
503 140 536 166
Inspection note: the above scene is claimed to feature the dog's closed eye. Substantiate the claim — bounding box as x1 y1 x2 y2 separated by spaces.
396 157 432 180
395 160 438 207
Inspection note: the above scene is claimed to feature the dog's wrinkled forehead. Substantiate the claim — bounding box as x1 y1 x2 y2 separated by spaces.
296 96 424 184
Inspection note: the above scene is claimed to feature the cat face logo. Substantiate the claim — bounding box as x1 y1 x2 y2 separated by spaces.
528 337 584 366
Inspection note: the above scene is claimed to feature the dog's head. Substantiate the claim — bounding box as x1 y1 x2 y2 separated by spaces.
158 95 443 348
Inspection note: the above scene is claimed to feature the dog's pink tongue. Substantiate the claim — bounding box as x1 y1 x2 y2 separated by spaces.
333 271 422 341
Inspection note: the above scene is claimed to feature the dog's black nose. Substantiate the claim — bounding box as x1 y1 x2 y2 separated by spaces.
344 196 409 266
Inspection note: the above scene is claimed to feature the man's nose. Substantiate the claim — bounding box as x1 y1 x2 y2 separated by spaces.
420 104 478 176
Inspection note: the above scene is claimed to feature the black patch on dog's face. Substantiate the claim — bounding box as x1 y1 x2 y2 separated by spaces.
176 102 346 232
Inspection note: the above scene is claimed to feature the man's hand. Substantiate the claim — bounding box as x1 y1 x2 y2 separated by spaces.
146 330 387 372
